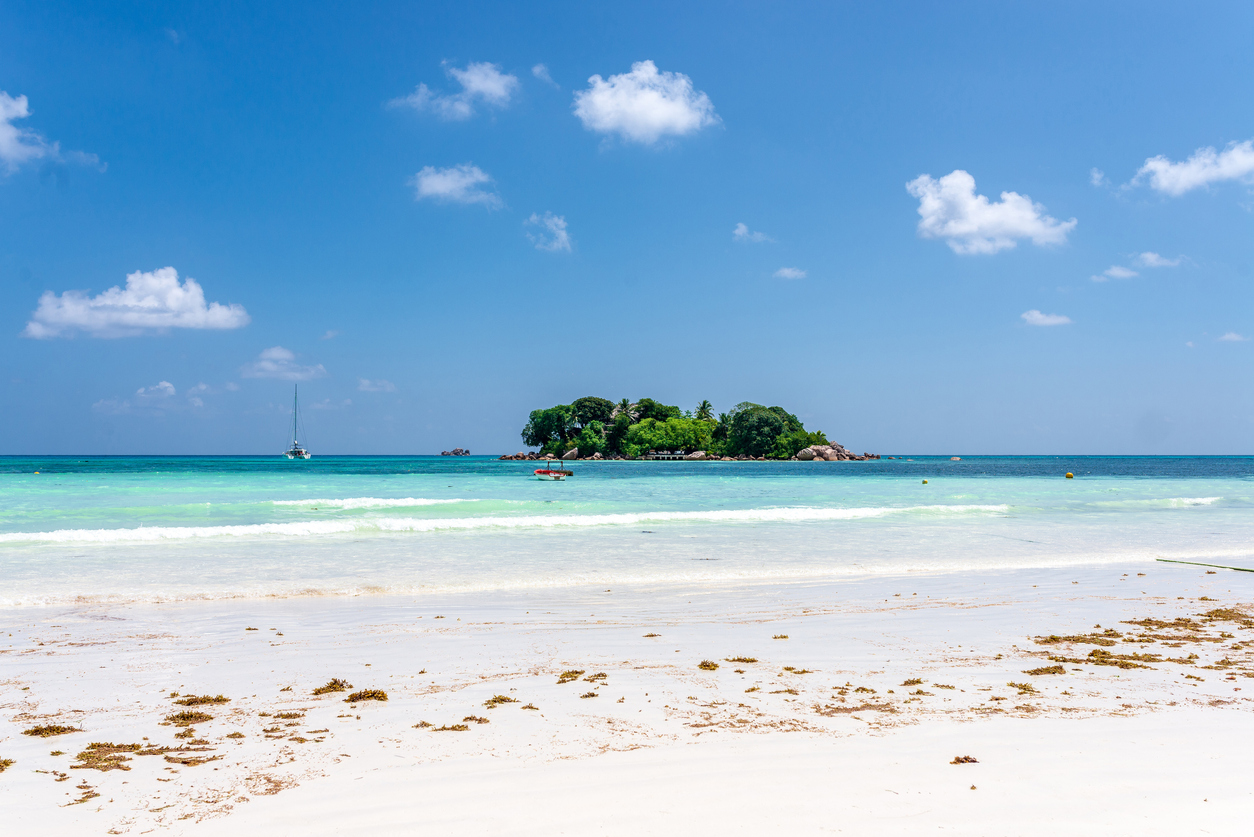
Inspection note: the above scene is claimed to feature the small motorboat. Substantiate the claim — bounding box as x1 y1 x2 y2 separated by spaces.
535 460 573 480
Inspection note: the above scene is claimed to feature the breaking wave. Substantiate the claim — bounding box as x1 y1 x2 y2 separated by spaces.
272 497 477 509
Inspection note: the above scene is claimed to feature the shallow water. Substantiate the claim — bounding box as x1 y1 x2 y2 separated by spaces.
1 456 1252 605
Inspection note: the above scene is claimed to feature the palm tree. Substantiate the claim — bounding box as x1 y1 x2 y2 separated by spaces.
694 400 714 422
611 398 639 422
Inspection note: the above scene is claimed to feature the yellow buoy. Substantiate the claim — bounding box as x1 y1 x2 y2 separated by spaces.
922 479 928 484
1065 472 1074 479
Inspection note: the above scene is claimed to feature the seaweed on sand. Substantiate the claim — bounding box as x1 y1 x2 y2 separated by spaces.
725 656 758 664
344 690 388 703
23 725 81 738
557 670 585 684
1024 665 1066 676
165 711 213 726
313 678 351 696
698 660 720 671
173 694 229 706
484 695 518 708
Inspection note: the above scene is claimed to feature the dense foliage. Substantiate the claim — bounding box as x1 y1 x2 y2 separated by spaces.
520 396 828 459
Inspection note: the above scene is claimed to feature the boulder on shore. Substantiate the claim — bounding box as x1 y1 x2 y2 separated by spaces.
684 450 708 461
796 448 816 461
562 448 579 460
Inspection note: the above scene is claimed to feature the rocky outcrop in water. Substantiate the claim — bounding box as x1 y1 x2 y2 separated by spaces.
441 448 470 456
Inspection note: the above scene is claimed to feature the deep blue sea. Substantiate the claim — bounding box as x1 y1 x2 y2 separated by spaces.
2 456 1252 606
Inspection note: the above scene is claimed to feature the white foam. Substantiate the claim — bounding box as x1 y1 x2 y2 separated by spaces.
272 497 477 509
0 503 1009 545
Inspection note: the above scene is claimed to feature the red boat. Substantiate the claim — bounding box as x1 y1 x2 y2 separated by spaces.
534 460 573 480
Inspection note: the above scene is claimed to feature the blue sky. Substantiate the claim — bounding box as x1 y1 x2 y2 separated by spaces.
3 0 1253 454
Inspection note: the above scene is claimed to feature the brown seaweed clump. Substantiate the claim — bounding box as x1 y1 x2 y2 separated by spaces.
463 715 490 724
173 694 230 706
0 758 14 773
345 689 388 703
522 703 539 710
22 724 81 738
580 691 599 699
901 678 923 686
1025 665 1067 676
165 711 213 726
313 678 352 696
434 724 469 732
698 660 720 671
72 742 167 772
484 695 518 709
1007 682 1037 695
557 670 585 684
726 656 758 664
951 755 978 764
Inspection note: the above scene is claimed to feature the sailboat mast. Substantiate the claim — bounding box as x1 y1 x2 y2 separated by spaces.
292 385 298 443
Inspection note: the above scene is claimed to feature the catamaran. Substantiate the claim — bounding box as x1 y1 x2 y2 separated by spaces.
284 385 311 459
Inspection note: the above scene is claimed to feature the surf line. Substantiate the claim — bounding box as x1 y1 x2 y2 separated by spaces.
1156 558 1254 574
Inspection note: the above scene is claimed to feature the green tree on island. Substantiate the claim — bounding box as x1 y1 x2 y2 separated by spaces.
520 396 831 459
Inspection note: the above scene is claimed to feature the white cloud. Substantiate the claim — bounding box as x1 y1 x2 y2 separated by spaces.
1186 341 1194 348
733 222 774 243
773 267 807 279
1091 265 1138 282
23 266 249 338
136 380 175 399
241 346 326 381
186 382 209 407
1 91 101 174
906 170 1077 255
320 329 340 340
573 60 719 145
1090 168 1108 187
358 378 397 392
1134 139 1254 196
390 62 518 121
532 64 557 87
1218 332 1249 342
525 212 571 252
410 164 501 207
1135 251 1182 268
1021 309 1072 326
309 398 352 410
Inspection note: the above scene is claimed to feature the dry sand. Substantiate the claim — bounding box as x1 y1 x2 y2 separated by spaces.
2 562 1252 835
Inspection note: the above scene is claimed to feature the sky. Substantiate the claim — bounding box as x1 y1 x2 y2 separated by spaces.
2 0 1254 455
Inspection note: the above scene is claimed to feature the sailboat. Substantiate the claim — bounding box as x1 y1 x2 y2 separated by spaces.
283 385 311 459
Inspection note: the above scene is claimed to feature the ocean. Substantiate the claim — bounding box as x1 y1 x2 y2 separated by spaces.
1 456 1252 606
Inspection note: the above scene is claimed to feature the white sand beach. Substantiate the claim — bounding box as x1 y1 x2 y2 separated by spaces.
3 562 1251 835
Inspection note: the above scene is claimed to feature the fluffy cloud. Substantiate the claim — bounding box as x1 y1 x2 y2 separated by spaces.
93 380 207 414
1089 168 1109 187
241 347 326 381
1218 332 1249 343
773 267 807 279
733 222 774 243
410 164 501 207
525 212 571 252
23 267 249 338
1021 310 1072 326
906 170 1077 255
358 378 397 392
390 62 518 121
136 380 176 399
532 64 557 87
1134 139 1254 196
1091 265 1138 282
573 60 719 145
1135 251 1182 268
1 91 101 174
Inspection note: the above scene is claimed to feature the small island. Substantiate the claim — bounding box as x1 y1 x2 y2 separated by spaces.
499 397 878 461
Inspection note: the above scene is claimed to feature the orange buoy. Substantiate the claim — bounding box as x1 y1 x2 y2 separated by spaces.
922 479 928 484
1065 472 1074 479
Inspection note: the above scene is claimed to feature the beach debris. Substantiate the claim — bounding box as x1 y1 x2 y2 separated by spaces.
773 635 789 640
643 633 661 637
901 678 923 686
313 678 352 696
854 686 876 694
0 758 14 773
580 691 599 699
745 686 760 693
22 724 81 738
522 703 539 710
951 755 978 764
782 667 815 674
226 732 245 739
166 711 213 726
726 656 758 663
462 715 490 724
164 753 222 767
72 742 168 772
1024 665 1067 676
769 688 799 695
274 711 304 720
344 689 388 703
584 672 608 683
66 782 100 806
414 721 433 728
1048 649 1158 670
1007 682 1037 695
434 724 469 732
698 660 720 671
245 627 258 631
815 702 895 716
484 694 518 708
910 689 933 696
173 694 229 706
557 669 586 684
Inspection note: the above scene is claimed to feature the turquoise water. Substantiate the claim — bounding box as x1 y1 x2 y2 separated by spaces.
1 456 1252 606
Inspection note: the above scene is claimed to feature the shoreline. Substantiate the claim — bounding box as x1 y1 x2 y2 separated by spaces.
3 562 1252 834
